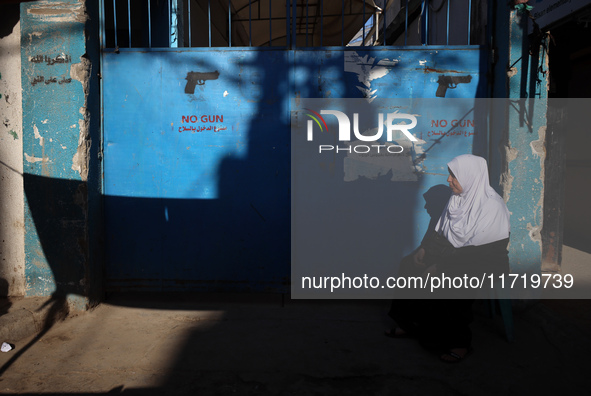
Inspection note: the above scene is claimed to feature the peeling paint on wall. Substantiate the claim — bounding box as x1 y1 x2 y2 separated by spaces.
530 125 546 159
527 221 542 244
344 51 398 100
343 138 426 182
500 143 518 203
33 124 44 146
27 0 87 24
28 32 43 42
530 125 546 245
499 10 549 278
70 56 91 181
24 153 49 163
71 117 90 180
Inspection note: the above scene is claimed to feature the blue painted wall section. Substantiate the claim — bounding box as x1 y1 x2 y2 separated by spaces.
102 46 486 292
21 0 96 307
491 5 548 292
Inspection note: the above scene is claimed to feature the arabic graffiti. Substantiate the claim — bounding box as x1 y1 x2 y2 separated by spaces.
31 76 72 86
178 125 228 133
425 130 476 138
29 54 72 65
29 54 73 87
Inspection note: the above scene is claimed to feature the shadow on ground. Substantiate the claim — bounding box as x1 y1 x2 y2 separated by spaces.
0 293 590 395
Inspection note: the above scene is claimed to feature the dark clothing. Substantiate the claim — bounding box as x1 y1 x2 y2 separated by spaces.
438 237 510 278
389 237 510 350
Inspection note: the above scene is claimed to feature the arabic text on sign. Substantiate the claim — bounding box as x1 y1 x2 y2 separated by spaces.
31 76 72 86
29 54 72 65
178 125 228 133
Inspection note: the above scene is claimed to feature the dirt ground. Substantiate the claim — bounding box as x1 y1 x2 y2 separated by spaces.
0 293 590 395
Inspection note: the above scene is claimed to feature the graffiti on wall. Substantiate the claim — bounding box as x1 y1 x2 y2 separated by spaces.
29 54 72 86
30 54 72 65
31 76 72 85
178 125 228 133
424 118 476 139
178 114 227 133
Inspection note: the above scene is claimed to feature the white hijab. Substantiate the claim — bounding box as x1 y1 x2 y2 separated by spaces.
435 154 510 248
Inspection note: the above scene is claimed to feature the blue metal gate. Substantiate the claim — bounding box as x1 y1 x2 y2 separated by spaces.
101 0 488 292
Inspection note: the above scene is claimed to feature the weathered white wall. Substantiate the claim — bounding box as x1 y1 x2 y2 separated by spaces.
0 18 25 297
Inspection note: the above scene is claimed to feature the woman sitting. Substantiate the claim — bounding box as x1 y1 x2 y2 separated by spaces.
386 154 511 363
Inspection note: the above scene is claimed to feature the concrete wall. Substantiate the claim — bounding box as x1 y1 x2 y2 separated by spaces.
0 5 25 297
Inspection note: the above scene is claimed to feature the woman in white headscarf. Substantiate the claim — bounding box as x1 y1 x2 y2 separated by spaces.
434 154 510 249
386 154 511 363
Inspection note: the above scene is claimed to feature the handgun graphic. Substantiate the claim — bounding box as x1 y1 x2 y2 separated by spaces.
436 75 472 97
185 70 220 94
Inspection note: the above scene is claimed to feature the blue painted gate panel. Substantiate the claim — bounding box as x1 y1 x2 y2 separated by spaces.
103 47 485 292
104 49 293 291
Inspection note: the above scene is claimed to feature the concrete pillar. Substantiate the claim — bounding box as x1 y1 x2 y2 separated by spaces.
20 0 102 309
491 5 549 297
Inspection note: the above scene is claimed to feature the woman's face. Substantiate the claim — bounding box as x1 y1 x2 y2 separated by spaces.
447 169 463 195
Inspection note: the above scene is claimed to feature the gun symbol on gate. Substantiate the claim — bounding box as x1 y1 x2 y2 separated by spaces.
185 70 220 94
435 75 472 98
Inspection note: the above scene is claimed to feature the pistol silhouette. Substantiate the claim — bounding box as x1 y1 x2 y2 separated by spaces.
185 70 220 94
436 75 472 97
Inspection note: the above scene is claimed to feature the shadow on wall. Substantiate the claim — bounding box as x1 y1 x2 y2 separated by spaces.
0 279 10 317
103 51 295 293
0 4 19 39
23 174 89 299
26 47 487 297
0 174 92 376
421 184 452 242
102 47 476 294
21 47 482 299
